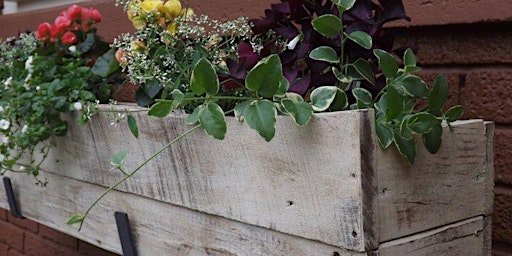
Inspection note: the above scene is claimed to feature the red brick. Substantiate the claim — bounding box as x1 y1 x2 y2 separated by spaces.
493 187 512 244
417 70 461 109
0 243 8 256
77 240 119 256
0 222 24 252
395 25 512 65
390 0 512 27
461 69 512 124
24 232 81 256
6 249 23 256
495 128 512 185
38 224 77 249
493 241 512 256
0 209 7 221
7 215 38 233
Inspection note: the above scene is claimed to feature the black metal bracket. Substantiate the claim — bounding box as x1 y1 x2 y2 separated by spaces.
3 177 24 219
115 211 137 256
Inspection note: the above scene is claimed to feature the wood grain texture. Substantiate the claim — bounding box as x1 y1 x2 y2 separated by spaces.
38 106 378 251
0 171 364 256
376 119 494 242
379 216 490 256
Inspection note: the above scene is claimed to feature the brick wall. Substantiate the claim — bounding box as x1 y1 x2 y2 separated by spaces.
0 208 118 256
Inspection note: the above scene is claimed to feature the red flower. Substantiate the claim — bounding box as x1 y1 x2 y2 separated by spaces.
50 24 65 41
36 22 51 41
67 5 82 21
54 16 72 30
61 31 78 45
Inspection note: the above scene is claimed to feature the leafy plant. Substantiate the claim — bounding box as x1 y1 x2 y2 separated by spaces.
0 5 121 181
70 0 463 228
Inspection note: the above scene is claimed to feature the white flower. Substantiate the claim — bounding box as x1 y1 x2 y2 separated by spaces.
0 106 4 112
0 136 9 145
69 45 77 53
0 119 10 130
36 86 41 91
0 154 4 162
73 102 83 111
23 83 30 90
24 73 32 82
25 56 34 72
287 34 302 50
4 77 12 87
21 125 28 133
19 166 25 171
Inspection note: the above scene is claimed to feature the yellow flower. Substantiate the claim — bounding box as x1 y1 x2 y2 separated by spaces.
131 17 146 29
180 7 194 20
167 22 178 34
140 0 163 13
160 0 182 19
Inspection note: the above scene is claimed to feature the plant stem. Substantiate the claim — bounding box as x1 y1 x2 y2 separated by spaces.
77 124 202 231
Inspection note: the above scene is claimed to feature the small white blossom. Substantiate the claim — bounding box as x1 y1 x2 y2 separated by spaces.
69 45 77 53
0 136 9 145
23 83 30 90
19 166 26 171
25 56 34 72
0 154 4 162
287 34 302 50
24 73 32 82
36 86 41 91
0 119 10 130
4 77 12 87
21 125 28 133
0 106 3 112
73 102 83 111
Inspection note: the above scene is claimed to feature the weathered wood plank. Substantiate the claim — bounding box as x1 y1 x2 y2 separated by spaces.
379 216 490 256
376 119 493 241
39 106 378 251
0 170 368 256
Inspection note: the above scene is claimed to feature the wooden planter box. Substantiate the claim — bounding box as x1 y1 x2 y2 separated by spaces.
0 105 494 255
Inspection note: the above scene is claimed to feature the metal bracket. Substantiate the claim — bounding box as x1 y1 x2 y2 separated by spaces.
3 177 24 218
115 211 137 256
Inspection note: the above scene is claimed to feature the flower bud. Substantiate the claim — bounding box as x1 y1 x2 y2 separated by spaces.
62 31 78 45
36 23 52 41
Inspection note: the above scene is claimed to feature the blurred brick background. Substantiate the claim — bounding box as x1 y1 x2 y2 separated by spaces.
1 0 511 255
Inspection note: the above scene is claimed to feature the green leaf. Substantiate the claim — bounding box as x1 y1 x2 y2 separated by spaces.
275 76 289 98
401 75 429 98
309 46 339 63
385 85 403 120
333 67 353 84
404 48 417 67
198 103 226 140
352 88 373 106
91 49 120 78
281 99 313 126
428 75 449 115
148 101 174 118
352 59 375 85
345 31 372 50
393 132 416 165
422 121 443 154
374 94 388 116
310 86 340 112
445 105 464 122
76 33 95 53
375 122 393 149
407 112 438 134
399 118 413 140
234 100 251 121
190 58 219 95
373 49 399 79
245 54 282 98
242 100 277 141
127 115 139 138
332 0 356 11
186 105 203 125
110 150 128 167
67 214 84 225
312 14 342 37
